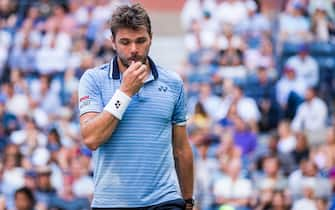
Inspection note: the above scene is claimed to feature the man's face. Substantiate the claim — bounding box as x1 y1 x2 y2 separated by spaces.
0 103 5 115
299 51 308 59
286 70 295 80
15 192 32 210
304 88 314 101
112 27 151 68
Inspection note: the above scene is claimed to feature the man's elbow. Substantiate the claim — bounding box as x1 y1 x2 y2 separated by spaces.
82 135 99 151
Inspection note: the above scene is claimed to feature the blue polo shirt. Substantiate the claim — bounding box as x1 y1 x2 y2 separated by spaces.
78 57 187 208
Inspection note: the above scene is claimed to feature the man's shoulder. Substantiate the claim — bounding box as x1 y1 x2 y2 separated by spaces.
80 63 110 81
157 66 183 84
98 62 111 72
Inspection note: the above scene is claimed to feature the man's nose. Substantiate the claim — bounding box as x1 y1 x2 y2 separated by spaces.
130 43 138 53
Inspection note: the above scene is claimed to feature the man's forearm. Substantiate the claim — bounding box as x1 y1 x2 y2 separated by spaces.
174 144 194 199
80 111 120 150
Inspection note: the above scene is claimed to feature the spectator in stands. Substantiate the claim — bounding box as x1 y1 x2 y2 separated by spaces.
244 36 275 74
23 170 37 191
184 19 217 67
217 131 242 165
55 107 80 148
216 24 246 52
292 178 318 210
253 188 291 210
216 100 238 131
279 1 312 43
33 0 54 20
231 84 260 130
252 187 274 210
180 0 216 31
35 165 57 207
214 78 236 120
44 3 76 35
30 75 61 121
254 155 287 191
194 135 219 210
286 44 319 87
190 127 209 158
35 24 71 76
9 21 39 77
201 10 219 34
14 187 37 210
311 3 335 41
308 0 335 22
291 87 328 146
21 4 44 30
246 66 279 132
68 0 89 26
188 101 212 131
215 48 248 81
68 38 89 73
232 116 257 157
291 132 310 168
239 0 271 40
1 144 24 209
189 82 222 120
270 190 291 210
322 128 335 169
277 120 296 154
259 133 296 176
276 66 306 119
289 159 332 200
0 94 19 139
216 0 248 29
13 16 41 49
213 158 252 210
10 70 29 95
70 157 94 200
0 20 12 80
184 18 216 56
309 127 335 171
2 82 29 118
10 116 47 157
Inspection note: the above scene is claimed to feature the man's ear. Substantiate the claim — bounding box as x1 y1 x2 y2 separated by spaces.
111 37 116 50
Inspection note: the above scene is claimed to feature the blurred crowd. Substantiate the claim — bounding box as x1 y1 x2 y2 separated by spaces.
180 0 335 210
0 0 132 209
0 0 335 210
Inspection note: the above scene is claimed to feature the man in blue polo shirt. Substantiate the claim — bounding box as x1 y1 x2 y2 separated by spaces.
78 3 194 210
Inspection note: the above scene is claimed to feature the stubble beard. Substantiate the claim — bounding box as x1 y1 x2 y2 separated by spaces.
119 54 148 68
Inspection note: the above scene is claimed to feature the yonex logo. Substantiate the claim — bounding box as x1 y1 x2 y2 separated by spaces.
115 100 121 109
158 86 168 92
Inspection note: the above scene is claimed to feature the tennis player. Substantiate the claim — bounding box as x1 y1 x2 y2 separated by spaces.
79 3 194 210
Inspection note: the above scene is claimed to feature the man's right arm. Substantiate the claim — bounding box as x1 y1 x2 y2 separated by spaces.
80 112 120 150
79 61 149 150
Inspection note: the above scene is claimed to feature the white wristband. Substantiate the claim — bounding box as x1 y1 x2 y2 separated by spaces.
104 89 131 120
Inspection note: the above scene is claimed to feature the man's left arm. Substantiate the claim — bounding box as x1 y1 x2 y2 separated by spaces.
172 124 194 208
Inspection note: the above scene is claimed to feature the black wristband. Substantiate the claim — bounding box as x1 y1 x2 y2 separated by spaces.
184 198 194 206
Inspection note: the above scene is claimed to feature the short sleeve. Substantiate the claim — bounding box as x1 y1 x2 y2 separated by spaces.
78 70 103 116
172 82 187 125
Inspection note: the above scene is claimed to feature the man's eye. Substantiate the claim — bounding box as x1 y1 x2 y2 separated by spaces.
120 40 130 45
136 38 147 44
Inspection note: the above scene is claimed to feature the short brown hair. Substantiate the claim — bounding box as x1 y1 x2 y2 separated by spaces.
110 3 152 38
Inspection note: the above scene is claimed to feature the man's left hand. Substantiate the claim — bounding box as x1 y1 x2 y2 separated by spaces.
185 203 193 210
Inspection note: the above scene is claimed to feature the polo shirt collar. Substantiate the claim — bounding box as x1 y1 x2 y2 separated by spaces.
109 56 159 82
